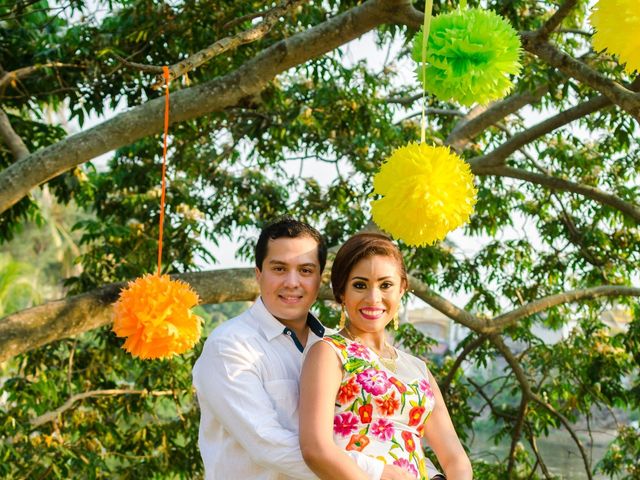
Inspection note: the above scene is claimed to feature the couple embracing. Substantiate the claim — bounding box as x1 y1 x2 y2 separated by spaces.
193 218 472 479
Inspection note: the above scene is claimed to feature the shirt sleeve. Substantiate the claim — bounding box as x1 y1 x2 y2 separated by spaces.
193 337 316 479
346 452 384 480
424 455 443 478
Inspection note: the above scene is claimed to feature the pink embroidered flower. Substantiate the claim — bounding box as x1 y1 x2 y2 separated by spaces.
357 368 391 396
369 418 395 441
419 379 435 401
393 458 418 477
347 342 371 360
333 412 359 437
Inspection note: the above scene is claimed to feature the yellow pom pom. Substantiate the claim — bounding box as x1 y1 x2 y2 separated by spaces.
371 142 477 247
590 0 640 74
113 274 203 359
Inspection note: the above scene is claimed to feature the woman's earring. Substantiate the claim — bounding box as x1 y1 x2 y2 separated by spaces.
338 304 346 330
393 312 399 330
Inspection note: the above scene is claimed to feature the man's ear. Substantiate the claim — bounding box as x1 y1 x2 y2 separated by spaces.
255 266 262 282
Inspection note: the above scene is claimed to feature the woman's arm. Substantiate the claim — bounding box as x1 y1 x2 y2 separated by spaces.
423 371 473 479
299 341 370 480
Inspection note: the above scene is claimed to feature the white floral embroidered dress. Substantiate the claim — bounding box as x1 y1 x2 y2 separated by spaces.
322 334 436 479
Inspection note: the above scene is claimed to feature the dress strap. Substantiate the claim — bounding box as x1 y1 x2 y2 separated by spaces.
320 334 350 366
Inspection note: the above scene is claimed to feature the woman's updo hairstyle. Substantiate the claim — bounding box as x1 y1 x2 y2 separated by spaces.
331 232 409 304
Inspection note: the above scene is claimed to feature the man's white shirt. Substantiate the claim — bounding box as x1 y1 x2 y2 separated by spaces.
192 297 385 480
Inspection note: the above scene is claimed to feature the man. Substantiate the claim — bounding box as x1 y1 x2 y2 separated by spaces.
193 217 443 479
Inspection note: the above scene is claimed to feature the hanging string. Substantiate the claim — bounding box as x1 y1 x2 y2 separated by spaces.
157 66 170 276
420 0 434 144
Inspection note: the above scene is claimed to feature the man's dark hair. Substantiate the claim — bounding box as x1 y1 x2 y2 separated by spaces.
255 216 327 272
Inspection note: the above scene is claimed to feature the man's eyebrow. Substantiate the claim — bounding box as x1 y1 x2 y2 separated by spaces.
267 260 318 268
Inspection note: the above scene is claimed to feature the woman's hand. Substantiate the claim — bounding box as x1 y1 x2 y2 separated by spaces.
380 464 417 480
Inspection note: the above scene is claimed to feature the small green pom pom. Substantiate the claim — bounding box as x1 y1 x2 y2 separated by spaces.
412 8 522 106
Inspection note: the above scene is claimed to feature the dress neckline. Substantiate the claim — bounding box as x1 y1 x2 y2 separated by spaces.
336 332 399 363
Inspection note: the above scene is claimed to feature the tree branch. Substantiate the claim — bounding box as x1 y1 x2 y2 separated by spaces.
520 32 640 121
408 275 484 332
0 0 403 216
508 397 529 476
223 11 267 30
0 62 77 92
114 0 308 82
490 335 593 480
473 165 640 223
536 0 579 40
388 3 422 29
530 395 593 479
469 95 612 169
153 0 309 87
526 431 554 479
487 285 640 332
441 334 486 394
556 28 592 37
446 85 549 151
554 194 607 267
30 388 174 427
467 376 517 422
0 109 30 161
384 92 422 106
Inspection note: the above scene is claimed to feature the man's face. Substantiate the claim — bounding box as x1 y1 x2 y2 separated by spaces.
255 236 322 324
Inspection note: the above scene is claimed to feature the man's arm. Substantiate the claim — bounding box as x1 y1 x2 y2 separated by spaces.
193 338 317 479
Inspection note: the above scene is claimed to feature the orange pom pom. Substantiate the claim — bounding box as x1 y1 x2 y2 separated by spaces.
113 274 203 359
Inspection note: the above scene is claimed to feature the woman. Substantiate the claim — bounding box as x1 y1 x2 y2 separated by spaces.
299 233 472 479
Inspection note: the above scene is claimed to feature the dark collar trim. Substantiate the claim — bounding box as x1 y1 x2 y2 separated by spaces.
282 312 325 353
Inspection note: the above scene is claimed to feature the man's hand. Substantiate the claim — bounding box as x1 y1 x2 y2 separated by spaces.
380 464 416 480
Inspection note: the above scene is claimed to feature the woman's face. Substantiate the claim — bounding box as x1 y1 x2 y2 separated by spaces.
343 255 405 335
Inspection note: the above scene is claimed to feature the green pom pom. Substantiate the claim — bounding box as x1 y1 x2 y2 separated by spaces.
412 8 522 106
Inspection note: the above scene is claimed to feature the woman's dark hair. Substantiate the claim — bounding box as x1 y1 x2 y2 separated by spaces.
255 216 327 272
331 232 408 304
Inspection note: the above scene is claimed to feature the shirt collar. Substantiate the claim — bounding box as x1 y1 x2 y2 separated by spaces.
251 297 325 341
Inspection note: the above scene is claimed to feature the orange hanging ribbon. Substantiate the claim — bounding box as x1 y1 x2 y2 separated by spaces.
157 66 170 275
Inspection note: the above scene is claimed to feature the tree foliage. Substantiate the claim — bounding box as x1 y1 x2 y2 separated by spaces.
1 0 639 478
